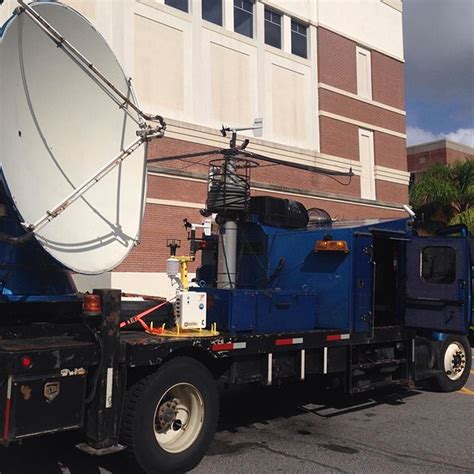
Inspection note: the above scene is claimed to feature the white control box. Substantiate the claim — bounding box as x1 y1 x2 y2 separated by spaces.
174 291 207 330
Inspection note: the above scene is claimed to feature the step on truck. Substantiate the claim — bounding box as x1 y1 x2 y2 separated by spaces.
0 2 472 473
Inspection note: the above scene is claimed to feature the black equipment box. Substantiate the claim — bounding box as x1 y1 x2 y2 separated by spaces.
249 196 309 228
1 370 86 441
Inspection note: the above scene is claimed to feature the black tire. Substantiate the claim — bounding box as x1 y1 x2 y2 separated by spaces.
432 335 472 392
120 357 219 473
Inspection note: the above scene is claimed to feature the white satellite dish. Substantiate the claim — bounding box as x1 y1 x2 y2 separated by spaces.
0 2 148 274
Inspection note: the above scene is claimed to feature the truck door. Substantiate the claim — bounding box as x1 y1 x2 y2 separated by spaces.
405 237 470 333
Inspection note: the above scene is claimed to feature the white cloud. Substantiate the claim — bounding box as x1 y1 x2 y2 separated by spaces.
444 128 474 147
406 127 437 146
407 126 474 147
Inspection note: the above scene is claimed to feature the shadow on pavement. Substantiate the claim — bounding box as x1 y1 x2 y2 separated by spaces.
217 381 421 430
0 382 422 474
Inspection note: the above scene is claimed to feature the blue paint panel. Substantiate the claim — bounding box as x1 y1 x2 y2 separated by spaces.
256 291 317 333
193 287 317 334
0 177 76 300
196 288 257 333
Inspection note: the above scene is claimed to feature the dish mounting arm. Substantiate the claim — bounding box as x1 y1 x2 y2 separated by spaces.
23 137 145 234
14 0 166 235
16 0 166 135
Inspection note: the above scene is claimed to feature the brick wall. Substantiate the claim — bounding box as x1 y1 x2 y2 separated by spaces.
372 50 404 110
374 133 407 170
408 146 474 176
117 202 204 273
320 116 360 161
446 148 474 165
319 88 405 134
318 28 356 93
376 181 409 204
407 149 447 173
149 136 362 198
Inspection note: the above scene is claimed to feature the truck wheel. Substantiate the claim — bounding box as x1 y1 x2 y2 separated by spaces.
120 357 219 473
432 335 472 392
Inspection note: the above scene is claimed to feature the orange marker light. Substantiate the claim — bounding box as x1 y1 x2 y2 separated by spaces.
83 294 102 316
315 240 349 253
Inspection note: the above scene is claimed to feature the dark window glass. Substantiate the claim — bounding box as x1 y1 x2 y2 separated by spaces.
165 0 188 13
202 0 223 26
291 20 307 58
234 0 253 38
264 9 281 49
421 246 456 284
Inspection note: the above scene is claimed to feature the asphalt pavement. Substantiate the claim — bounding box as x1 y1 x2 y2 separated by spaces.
0 362 472 474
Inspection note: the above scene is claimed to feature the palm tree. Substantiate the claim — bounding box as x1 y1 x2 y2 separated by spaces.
409 159 474 234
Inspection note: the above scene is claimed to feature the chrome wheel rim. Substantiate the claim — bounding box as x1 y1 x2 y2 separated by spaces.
443 342 467 381
153 383 204 453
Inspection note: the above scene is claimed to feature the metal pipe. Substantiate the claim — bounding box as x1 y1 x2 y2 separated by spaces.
217 220 237 289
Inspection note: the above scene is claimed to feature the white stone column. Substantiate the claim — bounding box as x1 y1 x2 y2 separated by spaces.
282 14 291 54
223 0 234 32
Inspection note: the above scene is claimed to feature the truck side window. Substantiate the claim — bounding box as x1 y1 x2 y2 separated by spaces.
421 246 456 284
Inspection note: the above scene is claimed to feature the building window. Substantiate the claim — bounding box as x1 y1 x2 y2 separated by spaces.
356 46 372 99
264 9 281 49
418 154 427 164
291 20 307 58
202 0 223 26
164 0 188 13
234 0 253 38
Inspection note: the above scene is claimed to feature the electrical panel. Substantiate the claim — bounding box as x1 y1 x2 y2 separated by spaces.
174 291 207 330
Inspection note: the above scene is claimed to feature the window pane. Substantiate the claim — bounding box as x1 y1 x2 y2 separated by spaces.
165 0 188 13
265 9 281 48
421 247 456 284
202 0 223 26
234 0 253 38
291 20 307 58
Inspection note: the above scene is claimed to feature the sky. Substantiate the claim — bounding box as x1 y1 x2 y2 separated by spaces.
404 0 474 146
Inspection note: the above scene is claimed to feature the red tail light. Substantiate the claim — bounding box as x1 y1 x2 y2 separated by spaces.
21 356 32 368
83 294 102 316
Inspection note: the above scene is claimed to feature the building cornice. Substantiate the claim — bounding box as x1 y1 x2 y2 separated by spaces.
407 139 474 156
381 0 403 13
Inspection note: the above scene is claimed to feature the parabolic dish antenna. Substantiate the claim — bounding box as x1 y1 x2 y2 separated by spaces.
0 2 148 274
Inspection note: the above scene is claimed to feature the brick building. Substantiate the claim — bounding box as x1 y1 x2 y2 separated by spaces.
0 0 409 296
407 139 474 182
